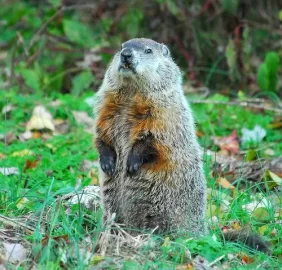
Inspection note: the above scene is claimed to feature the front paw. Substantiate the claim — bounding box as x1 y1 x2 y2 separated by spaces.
100 155 116 176
127 155 142 175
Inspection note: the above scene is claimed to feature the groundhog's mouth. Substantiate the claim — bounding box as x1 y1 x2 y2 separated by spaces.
119 63 136 74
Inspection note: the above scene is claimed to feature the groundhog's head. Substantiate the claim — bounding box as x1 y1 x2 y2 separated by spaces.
106 38 181 91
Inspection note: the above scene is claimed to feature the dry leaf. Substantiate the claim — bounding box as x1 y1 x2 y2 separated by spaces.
264 148 275 156
206 204 219 218
16 197 29 209
269 121 282 129
45 143 57 152
41 234 69 246
88 168 99 185
12 149 33 157
196 130 204 137
217 177 235 189
242 197 271 212
91 255 104 266
77 51 101 69
49 99 62 107
19 131 44 141
270 228 277 237
192 256 210 269
66 185 101 210
75 177 82 190
19 131 33 141
231 221 241 230
220 199 231 212
2 104 15 114
264 170 282 189
240 254 254 264
207 188 233 201
31 131 43 139
175 263 193 270
212 130 239 154
26 105 55 131
72 111 95 133
208 216 219 224
54 119 69 134
258 225 268 235
252 207 271 221
162 237 170 247
3 243 27 263
24 159 40 171
80 159 98 172
0 132 16 145
0 167 19 176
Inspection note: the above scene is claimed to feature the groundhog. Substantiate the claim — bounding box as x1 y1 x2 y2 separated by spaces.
94 38 206 236
93 38 270 253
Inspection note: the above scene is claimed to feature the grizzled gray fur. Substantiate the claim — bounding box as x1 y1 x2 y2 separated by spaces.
94 38 207 236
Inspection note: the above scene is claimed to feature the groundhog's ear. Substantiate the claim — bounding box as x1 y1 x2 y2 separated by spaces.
161 44 170 57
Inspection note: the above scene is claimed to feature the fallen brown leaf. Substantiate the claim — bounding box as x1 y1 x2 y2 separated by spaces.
176 263 193 270
41 234 69 246
88 168 99 185
269 117 282 129
270 228 277 237
196 130 204 137
24 159 40 171
32 131 43 139
212 130 239 155
240 254 254 265
217 177 235 189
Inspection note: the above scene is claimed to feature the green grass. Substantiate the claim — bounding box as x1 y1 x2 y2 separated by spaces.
1 0 282 268
0 90 281 269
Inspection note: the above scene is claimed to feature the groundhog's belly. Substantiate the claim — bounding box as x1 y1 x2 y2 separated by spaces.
97 92 207 233
111 109 132 170
110 101 172 176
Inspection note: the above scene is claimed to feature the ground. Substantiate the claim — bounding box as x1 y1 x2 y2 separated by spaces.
0 90 281 269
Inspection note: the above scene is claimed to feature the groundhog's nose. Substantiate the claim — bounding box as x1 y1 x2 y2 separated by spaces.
121 48 133 64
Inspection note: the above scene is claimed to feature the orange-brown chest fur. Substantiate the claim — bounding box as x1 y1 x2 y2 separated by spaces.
96 91 173 173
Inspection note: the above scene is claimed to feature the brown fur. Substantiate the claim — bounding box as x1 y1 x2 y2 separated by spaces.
96 91 173 174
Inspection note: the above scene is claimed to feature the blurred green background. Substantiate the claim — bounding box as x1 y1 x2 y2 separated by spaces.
1 2 282 267
1 0 282 96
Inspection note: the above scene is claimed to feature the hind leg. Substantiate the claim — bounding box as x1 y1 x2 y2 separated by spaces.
186 188 207 237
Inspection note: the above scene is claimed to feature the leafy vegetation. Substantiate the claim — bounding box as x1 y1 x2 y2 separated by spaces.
1 0 282 95
257 52 280 92
1 0 282 269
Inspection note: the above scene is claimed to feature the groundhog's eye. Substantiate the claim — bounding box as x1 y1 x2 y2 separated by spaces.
145 48 153 54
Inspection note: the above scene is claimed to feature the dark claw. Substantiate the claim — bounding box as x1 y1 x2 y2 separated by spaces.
127 157 142 175
100 155 116 176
